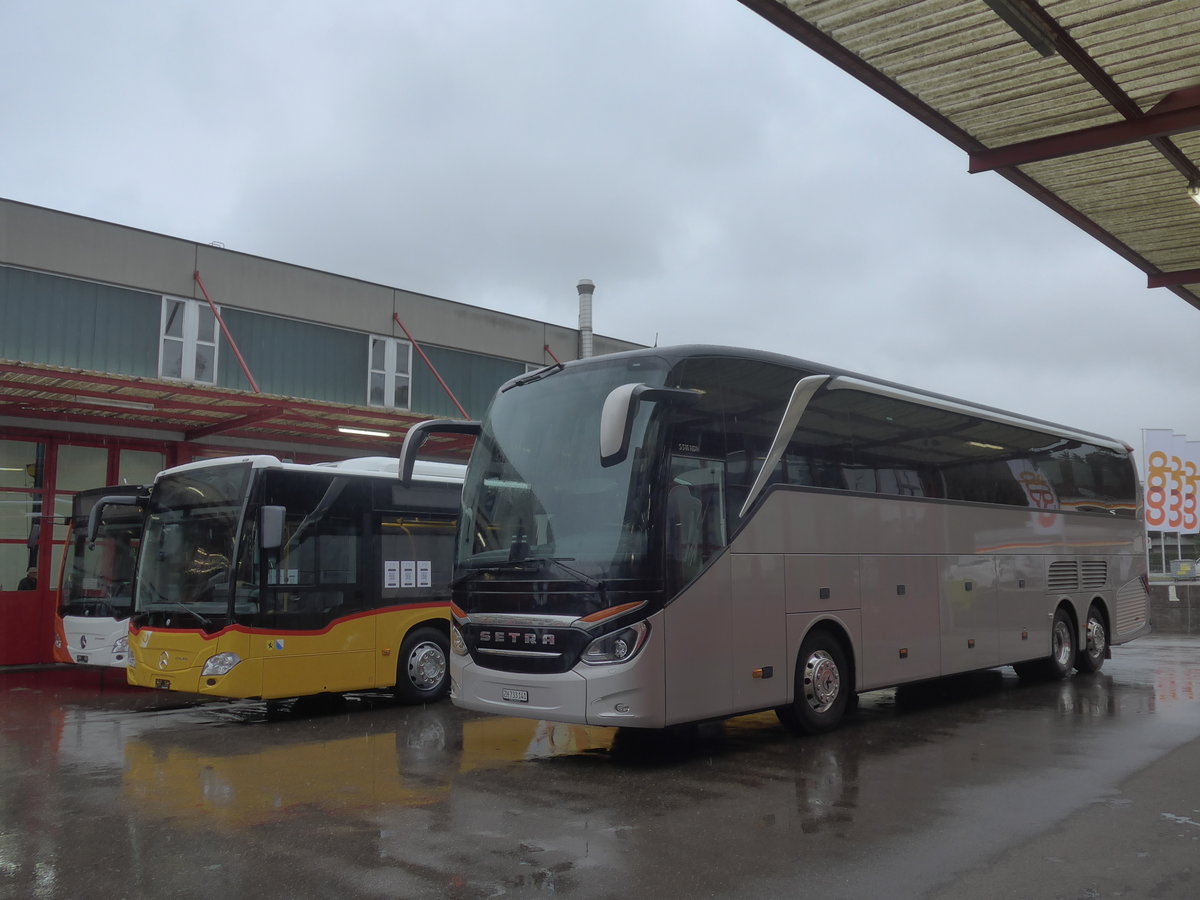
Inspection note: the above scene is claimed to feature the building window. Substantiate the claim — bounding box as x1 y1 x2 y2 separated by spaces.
368 336 411 409
160 297 218 384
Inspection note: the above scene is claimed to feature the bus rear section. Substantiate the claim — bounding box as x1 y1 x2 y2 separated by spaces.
55 485 147 667
127 455 462 702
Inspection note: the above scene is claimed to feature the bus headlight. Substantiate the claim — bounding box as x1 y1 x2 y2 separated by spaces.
581 622 649 665
202 652 242 677
450 625 468 656
112 635 129 655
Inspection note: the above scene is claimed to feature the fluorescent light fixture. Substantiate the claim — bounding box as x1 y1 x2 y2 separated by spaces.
72 395 155 411
337 426 391 438
1189 181 1200 206
967 440 1006 451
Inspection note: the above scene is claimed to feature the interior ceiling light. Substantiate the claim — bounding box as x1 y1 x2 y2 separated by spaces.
982 0 1058 58
337 426 391 438
72 395 155 411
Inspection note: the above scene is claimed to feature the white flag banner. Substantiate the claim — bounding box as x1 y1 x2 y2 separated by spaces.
1183 440 1200 535
1165 433 1191 534
1142 429 1200 534
1143 429 1177 532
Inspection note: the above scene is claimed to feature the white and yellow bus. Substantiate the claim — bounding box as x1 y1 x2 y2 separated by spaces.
54 484 147 667
121 455 462 702
402 345 1151 733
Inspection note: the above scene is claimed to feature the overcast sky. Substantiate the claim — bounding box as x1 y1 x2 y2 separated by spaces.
3 1 1198 458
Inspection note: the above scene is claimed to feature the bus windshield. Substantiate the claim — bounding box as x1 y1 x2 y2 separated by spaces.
134 462 252 624
459 355 670 582
61 489 144 619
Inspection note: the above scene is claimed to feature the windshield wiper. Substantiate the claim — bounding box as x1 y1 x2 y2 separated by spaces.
135 581 214 629
502 362 564 392
452 556 602 590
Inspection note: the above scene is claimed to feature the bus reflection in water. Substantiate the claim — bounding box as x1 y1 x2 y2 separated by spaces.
401 345 1152 734
120 714 612 830
111 455 464 703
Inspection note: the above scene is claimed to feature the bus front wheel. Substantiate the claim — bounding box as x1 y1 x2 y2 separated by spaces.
776 628 851 735
393 626 450 704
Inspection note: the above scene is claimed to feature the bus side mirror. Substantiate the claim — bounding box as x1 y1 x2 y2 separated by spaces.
260 505 286 551
600 384 702 467
398 419 481 485
86 495 140 546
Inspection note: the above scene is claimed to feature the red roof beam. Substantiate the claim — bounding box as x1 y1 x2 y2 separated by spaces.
1148 268 1200 289
184 405 289 441
969 102 1200 174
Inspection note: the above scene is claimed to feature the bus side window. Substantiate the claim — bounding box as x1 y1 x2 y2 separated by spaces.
667 481 703 581
667 458 727 590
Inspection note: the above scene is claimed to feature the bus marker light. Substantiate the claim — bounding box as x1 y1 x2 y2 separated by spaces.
381 648 391 656
968 639 976 649
899 648 908 659
752 667 774 679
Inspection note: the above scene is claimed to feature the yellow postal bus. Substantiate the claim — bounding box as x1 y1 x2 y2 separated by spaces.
122 455 462 702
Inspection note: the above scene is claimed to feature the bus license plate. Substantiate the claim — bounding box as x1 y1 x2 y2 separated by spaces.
155 679 171 690
501 688 529 703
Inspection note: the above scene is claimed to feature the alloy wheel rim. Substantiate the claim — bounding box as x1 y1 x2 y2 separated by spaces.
408 641 447 691
803 650 840 713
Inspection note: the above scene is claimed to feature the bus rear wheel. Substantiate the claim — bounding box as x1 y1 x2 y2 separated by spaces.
393 626 450 704
1015 606 1076 681
1074 603 1107 674
776 628 851 735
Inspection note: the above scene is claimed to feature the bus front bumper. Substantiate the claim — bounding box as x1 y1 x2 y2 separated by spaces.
450 641 666 728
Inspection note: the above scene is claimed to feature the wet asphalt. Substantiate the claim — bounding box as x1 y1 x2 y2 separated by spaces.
2 635 1198 900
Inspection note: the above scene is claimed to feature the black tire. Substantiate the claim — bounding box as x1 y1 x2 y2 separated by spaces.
776 628 851 735
393 626 450 704
1074 603 1107 674
1017 605 1076 681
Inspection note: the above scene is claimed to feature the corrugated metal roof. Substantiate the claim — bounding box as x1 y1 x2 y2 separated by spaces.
740 0 1200 307
0 361 474 460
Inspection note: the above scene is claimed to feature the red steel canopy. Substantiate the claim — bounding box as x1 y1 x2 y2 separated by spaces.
0 360 474 461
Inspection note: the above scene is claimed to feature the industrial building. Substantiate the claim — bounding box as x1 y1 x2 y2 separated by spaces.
0 196 639 664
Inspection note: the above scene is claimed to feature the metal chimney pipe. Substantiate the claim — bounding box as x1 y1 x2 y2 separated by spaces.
577 279 595 359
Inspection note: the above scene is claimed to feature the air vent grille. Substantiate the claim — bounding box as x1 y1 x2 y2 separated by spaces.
1047 560 1078 591
1080 560 1108 589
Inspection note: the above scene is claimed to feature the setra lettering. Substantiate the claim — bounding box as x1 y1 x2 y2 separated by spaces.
476 630 556 647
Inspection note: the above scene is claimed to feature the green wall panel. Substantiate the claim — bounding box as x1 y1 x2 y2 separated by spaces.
415 346 524 419
217 309 367 404
0 266 159 375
